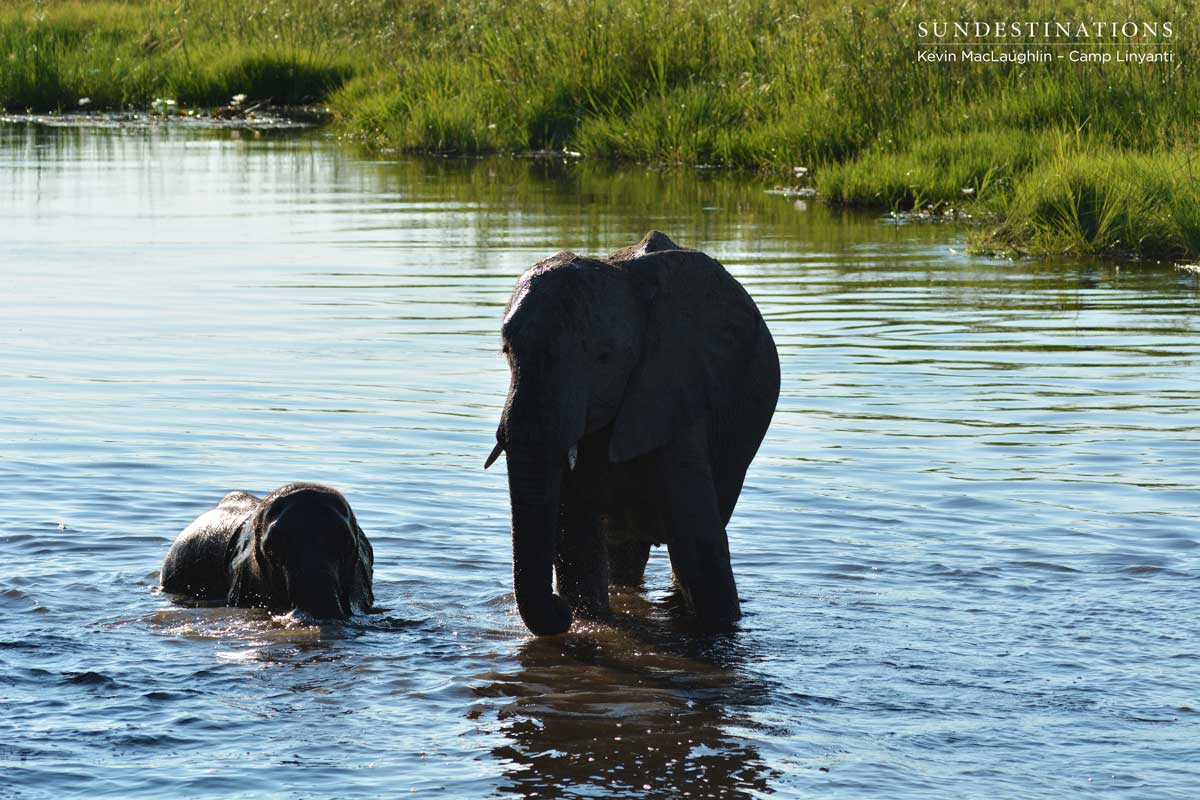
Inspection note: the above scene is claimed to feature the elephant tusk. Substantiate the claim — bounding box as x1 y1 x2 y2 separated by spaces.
567 444 578 471
484 440 505 469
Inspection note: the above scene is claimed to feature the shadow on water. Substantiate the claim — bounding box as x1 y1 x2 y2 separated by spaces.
475 590 781 799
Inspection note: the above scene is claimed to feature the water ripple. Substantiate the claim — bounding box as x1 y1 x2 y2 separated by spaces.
0 126 1197 799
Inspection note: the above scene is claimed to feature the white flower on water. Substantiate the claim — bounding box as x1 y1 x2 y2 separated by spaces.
231 93 247 106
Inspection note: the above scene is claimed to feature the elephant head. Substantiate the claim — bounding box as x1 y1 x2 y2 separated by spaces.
486 232 766 635
231 483 374 618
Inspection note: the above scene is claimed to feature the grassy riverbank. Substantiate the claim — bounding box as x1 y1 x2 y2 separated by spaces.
2 0 1196 258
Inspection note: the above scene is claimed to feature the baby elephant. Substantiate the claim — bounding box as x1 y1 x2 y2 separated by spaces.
161 483 374 618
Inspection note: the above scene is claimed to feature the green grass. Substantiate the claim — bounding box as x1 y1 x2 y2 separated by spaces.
2 0 1198 258
0 1 367 109
818 129 1054 212
977 140 1200 259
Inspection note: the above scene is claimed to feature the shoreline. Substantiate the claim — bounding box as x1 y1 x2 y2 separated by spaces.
2 0 1195 260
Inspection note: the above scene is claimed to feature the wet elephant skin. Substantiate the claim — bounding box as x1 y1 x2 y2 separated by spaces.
488 231 780 635
160 482 373 619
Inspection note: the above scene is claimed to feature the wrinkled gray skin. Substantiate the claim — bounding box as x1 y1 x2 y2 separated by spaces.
160 483 374 618
487 231 780 636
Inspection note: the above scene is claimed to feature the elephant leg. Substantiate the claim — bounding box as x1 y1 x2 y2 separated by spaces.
609 538 651 587
602 509 652 586
661 447 741 627
555 500 611 620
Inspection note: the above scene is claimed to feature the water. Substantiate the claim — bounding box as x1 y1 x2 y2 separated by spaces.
1 124 1198 799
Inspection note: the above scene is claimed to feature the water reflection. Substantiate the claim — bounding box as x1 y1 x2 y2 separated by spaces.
478 592 778 798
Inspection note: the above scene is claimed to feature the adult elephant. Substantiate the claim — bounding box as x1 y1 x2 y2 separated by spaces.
161 482 374 619
486 232 779 635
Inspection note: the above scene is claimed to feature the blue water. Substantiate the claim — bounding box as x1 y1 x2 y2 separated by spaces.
1 123 1198 798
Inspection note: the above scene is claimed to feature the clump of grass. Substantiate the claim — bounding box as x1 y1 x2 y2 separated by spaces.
976 139 1200 259
0 1 366 110
573 84 746 165
0 3 156 108
333 64 519 153
818 129 1053 211
166 50 357 107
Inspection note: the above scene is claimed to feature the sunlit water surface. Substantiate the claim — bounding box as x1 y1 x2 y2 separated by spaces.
1 125 1198 799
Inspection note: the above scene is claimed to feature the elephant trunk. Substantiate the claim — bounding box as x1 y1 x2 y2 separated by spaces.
506 448 572 635
291 580 348 619
282 559 350 619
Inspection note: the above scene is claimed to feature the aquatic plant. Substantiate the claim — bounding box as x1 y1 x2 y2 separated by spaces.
978 144 1200 259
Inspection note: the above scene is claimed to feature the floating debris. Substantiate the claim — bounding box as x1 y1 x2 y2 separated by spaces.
886 206 976 224
0 107 328 131
765 186 818 198
518 148 585 160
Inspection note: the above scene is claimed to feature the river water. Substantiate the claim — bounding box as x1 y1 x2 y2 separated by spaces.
1 124 1197 799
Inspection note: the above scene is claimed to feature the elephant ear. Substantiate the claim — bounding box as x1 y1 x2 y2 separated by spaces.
350 521 375 610
226 515 270 607
608 248 763 463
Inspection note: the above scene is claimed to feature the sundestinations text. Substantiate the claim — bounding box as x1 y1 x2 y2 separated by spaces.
917 21 1173 40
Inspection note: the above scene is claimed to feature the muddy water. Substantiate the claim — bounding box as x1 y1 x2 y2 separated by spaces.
1 124 1198 798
